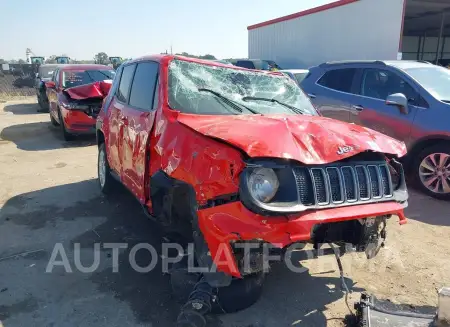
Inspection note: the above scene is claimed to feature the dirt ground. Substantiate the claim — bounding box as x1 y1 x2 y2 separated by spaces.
0 98 449 327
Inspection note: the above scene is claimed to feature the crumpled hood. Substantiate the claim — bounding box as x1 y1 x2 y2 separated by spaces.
177 114 407 164
63 80 112 100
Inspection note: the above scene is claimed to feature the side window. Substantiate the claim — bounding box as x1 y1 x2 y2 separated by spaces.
116 64 136 103
236 60 256 69
129 62 159 111
103 65 123 112
360 69 417 101
54 69 60 87
317 68 357 93
153 78 159 110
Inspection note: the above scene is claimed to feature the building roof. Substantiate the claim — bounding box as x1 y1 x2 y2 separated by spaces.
247 0 359 30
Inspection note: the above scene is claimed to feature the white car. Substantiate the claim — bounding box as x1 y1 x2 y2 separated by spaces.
280 69 309 85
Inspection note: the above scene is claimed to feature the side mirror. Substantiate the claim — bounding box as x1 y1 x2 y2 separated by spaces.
45 81 56 89
386 93 408 114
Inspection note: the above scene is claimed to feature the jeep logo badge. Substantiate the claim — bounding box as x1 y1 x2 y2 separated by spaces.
337 145 354 155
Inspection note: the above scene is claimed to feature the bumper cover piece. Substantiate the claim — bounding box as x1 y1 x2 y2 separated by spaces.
198 201 406 277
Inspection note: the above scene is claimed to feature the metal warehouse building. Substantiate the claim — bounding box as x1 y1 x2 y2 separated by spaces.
248 0 450 69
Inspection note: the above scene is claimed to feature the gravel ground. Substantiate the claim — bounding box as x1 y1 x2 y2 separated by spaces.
0 98 449 327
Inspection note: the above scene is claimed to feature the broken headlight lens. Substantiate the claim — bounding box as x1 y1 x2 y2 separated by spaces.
61 102 89 110
248 168 279 203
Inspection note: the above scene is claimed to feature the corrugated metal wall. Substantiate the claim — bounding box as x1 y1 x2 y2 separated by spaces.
248 0 404 69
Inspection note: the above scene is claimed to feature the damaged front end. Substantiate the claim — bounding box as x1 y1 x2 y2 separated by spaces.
160 59 409 282
62 80 112 119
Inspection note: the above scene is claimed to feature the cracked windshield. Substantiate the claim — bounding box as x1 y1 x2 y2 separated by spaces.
169 59 317 115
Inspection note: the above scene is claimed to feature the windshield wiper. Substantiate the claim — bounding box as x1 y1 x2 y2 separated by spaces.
198 88 261 115
242 96 304 114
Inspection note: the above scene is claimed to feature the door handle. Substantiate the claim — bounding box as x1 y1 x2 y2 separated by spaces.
308 93 316 99
352 105 364 112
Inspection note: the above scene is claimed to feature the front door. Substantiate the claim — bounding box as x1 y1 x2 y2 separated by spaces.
120 61 159 203
350 68 419 143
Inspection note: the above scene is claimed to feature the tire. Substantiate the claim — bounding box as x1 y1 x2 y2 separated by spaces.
212 272 265 313
37 92 49 112
50 112 59 126
414 143 450 200
98 143 115 194
58 108 74 141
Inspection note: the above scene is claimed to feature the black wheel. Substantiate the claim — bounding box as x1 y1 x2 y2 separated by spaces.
98 143 115 194
58 108 74 141
414 143 450 200
212 272 265 313
50 112 59 126
37 92 49 112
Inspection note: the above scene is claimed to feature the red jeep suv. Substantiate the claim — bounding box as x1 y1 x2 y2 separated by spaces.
96 55 408 315
46 64 115 140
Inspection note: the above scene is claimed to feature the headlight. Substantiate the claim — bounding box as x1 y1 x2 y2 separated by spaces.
248 168 279 203
61 102 89 110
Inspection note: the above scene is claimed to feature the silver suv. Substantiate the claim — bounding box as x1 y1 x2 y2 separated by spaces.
301 60 450 200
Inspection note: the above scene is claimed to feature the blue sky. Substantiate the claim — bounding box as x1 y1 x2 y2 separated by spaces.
0 0 333 61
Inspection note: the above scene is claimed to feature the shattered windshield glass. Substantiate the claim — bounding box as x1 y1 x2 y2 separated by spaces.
168 59 318 116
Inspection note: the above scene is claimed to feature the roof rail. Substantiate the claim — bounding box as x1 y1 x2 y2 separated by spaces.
319 60 386 67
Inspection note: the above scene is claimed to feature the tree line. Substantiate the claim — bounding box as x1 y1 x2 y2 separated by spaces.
0 51 219 65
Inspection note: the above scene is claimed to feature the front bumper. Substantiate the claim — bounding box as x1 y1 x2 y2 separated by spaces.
60 107 96 134
197 201 407 278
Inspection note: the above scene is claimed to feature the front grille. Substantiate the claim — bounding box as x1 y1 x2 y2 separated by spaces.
292 162 393 207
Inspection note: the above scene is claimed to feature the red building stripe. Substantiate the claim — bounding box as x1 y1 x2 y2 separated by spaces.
247 0 360 30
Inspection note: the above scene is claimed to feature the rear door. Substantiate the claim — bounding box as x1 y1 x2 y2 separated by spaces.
350 67 420 142
303 68 359 122
106 64 136 175
120 61 159 203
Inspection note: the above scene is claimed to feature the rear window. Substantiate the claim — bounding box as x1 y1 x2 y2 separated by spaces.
62 69 115 88
39 67 56 78
235 60 256 69
317 68 357 93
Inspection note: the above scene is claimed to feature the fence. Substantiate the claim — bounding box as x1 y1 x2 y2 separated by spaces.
0 63 38 98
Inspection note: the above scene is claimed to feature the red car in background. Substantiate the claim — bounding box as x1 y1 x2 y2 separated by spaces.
45 64 115 140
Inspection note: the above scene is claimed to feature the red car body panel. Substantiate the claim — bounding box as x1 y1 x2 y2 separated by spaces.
198 201 406 277
176 114 407 164
97 55 408 278
47 65 113 134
